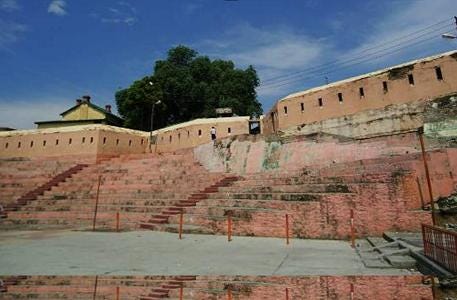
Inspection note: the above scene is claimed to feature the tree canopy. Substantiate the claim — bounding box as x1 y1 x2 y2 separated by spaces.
115 45 262 131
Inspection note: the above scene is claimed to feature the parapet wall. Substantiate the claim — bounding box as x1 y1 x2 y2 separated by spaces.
0 125 149 163
153 116 250 153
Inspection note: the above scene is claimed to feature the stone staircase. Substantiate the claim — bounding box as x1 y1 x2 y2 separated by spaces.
140 176 240 230
1 164 88 218
0 159 76 216
139 276 196 300
138 152 436 239
1 151 227 230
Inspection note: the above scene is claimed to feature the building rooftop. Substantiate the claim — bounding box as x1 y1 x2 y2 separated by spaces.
0 124 148 137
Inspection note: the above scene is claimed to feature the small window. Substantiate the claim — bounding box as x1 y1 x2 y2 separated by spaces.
141 138 144 145
169 135 172 143
178 133 181 140
435 67 443 81
129 140 132 146
103 137 106 144
5 142 8 149
359 87 365 98
408 74 415 85
187 131 190 137
300 102 304 112
228 127 231 134
116 139 119 145
43 140 46 146
55 139 59 145
68 138 72 145
82 137 86 143
283 106 288 115
383 81 388 93
198 129 202 136
30 141 34 147
90 137 94 143
318 98 323 107
338 93 343 102
18 142 21 148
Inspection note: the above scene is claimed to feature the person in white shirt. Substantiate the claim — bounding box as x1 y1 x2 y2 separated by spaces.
210 127 217 142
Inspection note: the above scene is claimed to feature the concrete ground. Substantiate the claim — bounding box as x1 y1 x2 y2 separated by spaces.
0 230 418 276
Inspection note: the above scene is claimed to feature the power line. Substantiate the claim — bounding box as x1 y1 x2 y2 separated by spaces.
258 31 448 91
258 25 453 90
261 18 453 84
259 18 455 88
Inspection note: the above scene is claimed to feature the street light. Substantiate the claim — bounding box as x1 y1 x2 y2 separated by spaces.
148 81 161 153
442 33 457 40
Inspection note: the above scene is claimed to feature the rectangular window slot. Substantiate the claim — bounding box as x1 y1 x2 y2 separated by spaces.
82 137 86 143
284 106 288 115
408 74 415 85
300 102 304 112
435 67 443 81
228 127 231 133
383 81 388 93
30 141 33 147
359 87 365 98
318 98 323 107
55 139 59 146
43 140 46 146
338 93 343 102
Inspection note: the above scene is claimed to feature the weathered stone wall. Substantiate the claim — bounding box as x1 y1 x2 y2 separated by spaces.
194 132 424 174
263 51 457 134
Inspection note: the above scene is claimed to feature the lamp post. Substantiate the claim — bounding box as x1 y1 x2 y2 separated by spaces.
442 33 457 40
441 17 457 40
148 81 161 153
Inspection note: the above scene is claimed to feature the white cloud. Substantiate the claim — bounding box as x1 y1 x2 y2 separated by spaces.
48 0 67 16
0 98 74 129
196 24 330 99
99 1 137 26
339 0 457 68
0 19 27 50
0 0 19 12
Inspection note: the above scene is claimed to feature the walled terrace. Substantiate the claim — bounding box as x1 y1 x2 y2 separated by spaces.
2 127 455 239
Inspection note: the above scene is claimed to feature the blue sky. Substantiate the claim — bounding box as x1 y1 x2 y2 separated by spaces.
0 0 456 128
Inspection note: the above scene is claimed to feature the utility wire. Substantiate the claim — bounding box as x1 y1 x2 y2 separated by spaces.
258 25 454 90
259 18 455 88
258 31 449 90
261 18 453 84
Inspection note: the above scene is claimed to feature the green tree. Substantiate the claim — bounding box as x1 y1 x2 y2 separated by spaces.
115 45 262 131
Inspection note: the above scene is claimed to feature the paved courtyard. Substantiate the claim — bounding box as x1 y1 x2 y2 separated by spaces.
0 230 417 276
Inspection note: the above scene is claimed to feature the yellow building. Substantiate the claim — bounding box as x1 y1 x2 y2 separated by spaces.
35 95 123 129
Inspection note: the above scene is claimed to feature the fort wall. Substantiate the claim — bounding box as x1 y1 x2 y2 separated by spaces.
0 125 148 163
263 51 457 134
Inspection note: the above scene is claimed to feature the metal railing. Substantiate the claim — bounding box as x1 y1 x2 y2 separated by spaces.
422 224 457 273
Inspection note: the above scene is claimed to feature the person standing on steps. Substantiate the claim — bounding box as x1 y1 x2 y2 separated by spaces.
210 126 217 145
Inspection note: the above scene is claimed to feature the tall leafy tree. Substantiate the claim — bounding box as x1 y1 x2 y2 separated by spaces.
116 45 262 131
